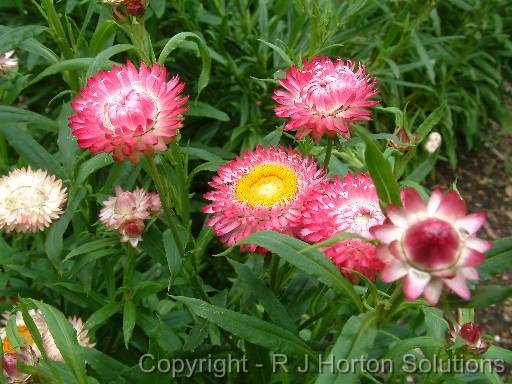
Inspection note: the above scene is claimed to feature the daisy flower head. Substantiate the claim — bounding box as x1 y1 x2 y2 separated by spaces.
203 145 325 253
371 188 492 305
273 57 379 142
69 61 189 163
99 186 161 247
0 167 67 233
299 173 385 281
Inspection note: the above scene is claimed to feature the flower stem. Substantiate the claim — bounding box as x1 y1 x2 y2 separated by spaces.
123 245 136 290
377 282 405 327
323 138 334 171
146 156 185 258
269 253 280 292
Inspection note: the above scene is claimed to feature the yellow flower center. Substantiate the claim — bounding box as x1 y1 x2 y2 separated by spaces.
3 326 35 353
235 164 298 207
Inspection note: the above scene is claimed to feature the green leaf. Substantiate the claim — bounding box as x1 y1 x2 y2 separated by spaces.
150 0 166 18
299 232 369 253
422 307 449 339
466 285 512 308
19 38 59 64
0 106 59 130
229 259 298 333
84 302 122 332
68 249 119 276
133 280 168 301
183 320 209 352
0 25 46 54
406 152 438 183
260 129 282 147
185 101 230 121
174 296 317 361
315 313 377 384
0 124 64 179
83 347 149 383
123 300 136 348
29 58 101 86
484 346 512 364
57 103 78 178
415 104 446 142
479 236 512 280
45 189 87 272
356 127 401 209
88 20 118 56
412 32 435 84
158 32 211 96
63 239 117 262
29 299 88 384
86 44 138 78
228 230 364 312
257 39 294 66
384 336 446 369
75 153 114 186
163 229 184 286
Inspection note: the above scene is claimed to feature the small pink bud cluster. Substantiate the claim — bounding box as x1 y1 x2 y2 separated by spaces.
99 186 161 247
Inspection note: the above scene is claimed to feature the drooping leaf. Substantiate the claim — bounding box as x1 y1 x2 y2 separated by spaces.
356 127 402 210
174 296 317 361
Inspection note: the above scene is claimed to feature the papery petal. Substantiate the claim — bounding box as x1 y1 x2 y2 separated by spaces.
403 269 431 300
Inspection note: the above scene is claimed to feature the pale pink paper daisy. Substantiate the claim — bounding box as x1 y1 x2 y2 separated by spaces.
42 316 95 361
99 186 161 247
203 146 325 253
0 167 67 233
0 50 18 75
69 61 188 163
299 173 385 281
370 188 492 305
273 57 379 142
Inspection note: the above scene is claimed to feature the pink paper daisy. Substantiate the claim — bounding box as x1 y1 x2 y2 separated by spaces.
69 61 189 163
299 173 385 281
203 146 325 253
99 186 161 247
370 188 492 305
273 57 379 142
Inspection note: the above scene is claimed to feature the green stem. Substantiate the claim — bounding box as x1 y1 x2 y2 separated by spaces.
123 245 136 290
298 305 332 331
269 253 280 292
378 282 404 327
146 156 185 258
323 138 334 171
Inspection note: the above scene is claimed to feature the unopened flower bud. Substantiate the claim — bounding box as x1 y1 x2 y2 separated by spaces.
126 0 146 16
448 322 490 355
425 131 442 153
388 128 417 152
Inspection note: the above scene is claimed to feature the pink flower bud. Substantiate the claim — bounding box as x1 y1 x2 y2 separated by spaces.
126 0 146 16
459 323 483 344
